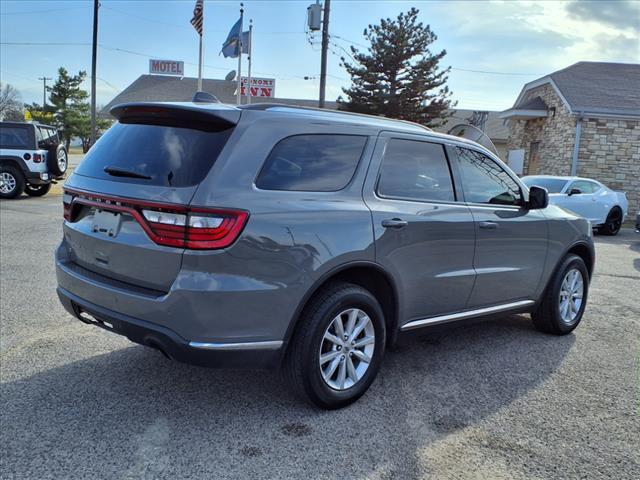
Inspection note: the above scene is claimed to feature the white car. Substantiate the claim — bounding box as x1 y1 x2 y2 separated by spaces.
522 176 628 236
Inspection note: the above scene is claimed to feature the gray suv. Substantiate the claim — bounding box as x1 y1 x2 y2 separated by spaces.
55 101 595 409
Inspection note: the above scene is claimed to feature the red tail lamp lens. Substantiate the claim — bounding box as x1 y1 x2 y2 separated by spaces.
63 189 248 250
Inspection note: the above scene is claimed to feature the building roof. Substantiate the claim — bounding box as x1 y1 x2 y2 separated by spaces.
101 74 337 117
511 62 640 118
517 96 548 111
436 109 509 142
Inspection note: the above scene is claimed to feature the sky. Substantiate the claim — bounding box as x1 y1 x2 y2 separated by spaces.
1 0 639 111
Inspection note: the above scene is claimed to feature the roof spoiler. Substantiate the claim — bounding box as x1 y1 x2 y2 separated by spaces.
109 102 241 128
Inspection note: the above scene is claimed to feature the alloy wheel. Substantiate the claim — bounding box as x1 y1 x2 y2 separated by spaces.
559 268 584 324
58 150 68 172
318 308 375 390
0 172 17 194
606 210 622 233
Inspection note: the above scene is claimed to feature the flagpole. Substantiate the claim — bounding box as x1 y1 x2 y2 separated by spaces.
198 33 203 91
247 19 252 105
236 3 244 105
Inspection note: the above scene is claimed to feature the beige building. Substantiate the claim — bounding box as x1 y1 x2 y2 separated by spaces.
501 61 640 210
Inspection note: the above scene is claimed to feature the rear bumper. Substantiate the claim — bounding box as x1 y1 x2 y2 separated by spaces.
25 170 63 185
57 286 283 369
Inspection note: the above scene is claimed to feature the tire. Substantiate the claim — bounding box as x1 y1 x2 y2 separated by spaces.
598 207 623 236
283 282 386 409
47 145 68 177
0 165 26 199
24 183 52 197
532 254 589 335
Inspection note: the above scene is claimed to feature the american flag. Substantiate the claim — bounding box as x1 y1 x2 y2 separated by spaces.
190 0 204 35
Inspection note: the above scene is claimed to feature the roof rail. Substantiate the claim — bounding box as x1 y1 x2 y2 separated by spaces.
237 103 432 131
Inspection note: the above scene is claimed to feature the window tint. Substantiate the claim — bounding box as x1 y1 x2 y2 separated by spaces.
74 122 232 187
521 177 568 193
377 139 455 202
570 180 599 194
256 134 367 191
456 147 523 206
0 126 30 148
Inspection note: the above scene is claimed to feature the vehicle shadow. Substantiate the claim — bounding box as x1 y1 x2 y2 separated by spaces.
1 314 573 479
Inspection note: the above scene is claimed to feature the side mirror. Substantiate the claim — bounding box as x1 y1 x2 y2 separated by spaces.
527 185 549 210
568 188 582 196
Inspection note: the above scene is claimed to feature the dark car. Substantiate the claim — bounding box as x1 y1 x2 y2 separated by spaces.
55 101 595 408
0 121 68 198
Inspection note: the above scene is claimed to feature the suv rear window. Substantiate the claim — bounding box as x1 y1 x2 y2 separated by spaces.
255 134 367 191
74 122 232 187
0 126 30 148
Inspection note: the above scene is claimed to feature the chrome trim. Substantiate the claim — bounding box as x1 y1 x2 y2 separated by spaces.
400 300 535 332
188 340 283 351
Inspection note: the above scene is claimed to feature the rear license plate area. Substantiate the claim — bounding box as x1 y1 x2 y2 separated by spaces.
92 209 122 238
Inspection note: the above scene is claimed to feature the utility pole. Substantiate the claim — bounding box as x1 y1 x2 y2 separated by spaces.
38 77 52 109
90 0 99 147
318 0 330 108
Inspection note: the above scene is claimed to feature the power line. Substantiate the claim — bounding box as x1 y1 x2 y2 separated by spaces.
0 5 90 16
451 67 543 77
1 42 91 46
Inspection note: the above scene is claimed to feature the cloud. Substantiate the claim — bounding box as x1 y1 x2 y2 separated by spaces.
566 0 640 32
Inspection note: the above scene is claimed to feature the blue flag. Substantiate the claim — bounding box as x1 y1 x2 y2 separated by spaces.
221 18 249 58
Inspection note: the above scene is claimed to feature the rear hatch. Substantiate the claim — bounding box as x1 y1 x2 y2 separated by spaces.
62 103 241 292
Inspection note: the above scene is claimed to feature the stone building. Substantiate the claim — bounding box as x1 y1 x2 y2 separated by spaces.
501 61 640 211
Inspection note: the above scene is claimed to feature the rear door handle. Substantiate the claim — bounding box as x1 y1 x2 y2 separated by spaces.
479 221 499 230
381 218 408 229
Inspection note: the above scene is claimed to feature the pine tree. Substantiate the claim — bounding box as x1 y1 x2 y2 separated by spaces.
338 8 455 127
48 67 89 149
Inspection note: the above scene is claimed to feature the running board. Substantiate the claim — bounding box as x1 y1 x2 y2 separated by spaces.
400 300 535 332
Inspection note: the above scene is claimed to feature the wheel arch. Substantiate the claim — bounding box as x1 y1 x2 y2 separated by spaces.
282 261 401 357
566 241 595 278
0 156 29 176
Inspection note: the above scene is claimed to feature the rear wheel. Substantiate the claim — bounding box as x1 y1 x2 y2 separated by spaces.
0 165 25 199
532 254 589 335
599 207 622 236
284 282 386 409
24 183 52 197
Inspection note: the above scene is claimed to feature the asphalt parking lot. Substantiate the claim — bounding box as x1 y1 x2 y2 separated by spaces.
1 195 638 480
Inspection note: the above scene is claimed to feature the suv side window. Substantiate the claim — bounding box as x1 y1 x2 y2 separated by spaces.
0 126 30 149
455 147 523 206
256 134 367 192
36 127 57 149
377 138 455 202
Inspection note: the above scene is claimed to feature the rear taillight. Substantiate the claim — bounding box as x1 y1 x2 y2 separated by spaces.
33 153 43 163
63 193 73 221
63 189 248 250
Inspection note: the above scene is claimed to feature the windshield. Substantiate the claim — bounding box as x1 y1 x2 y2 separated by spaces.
74 122 232 187
522 177 568 194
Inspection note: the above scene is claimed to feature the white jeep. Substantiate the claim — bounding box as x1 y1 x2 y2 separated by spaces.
0 121 68 198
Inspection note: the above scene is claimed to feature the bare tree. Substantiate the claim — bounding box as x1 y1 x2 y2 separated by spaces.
0 83 24 121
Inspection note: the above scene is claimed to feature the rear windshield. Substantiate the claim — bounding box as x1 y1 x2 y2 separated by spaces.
74 122 232 187
521 177 568 193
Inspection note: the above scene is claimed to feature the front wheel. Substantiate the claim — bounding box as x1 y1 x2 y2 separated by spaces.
24 183 52 197
599 207 622 236
532 254 589 335
284 282 386 409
